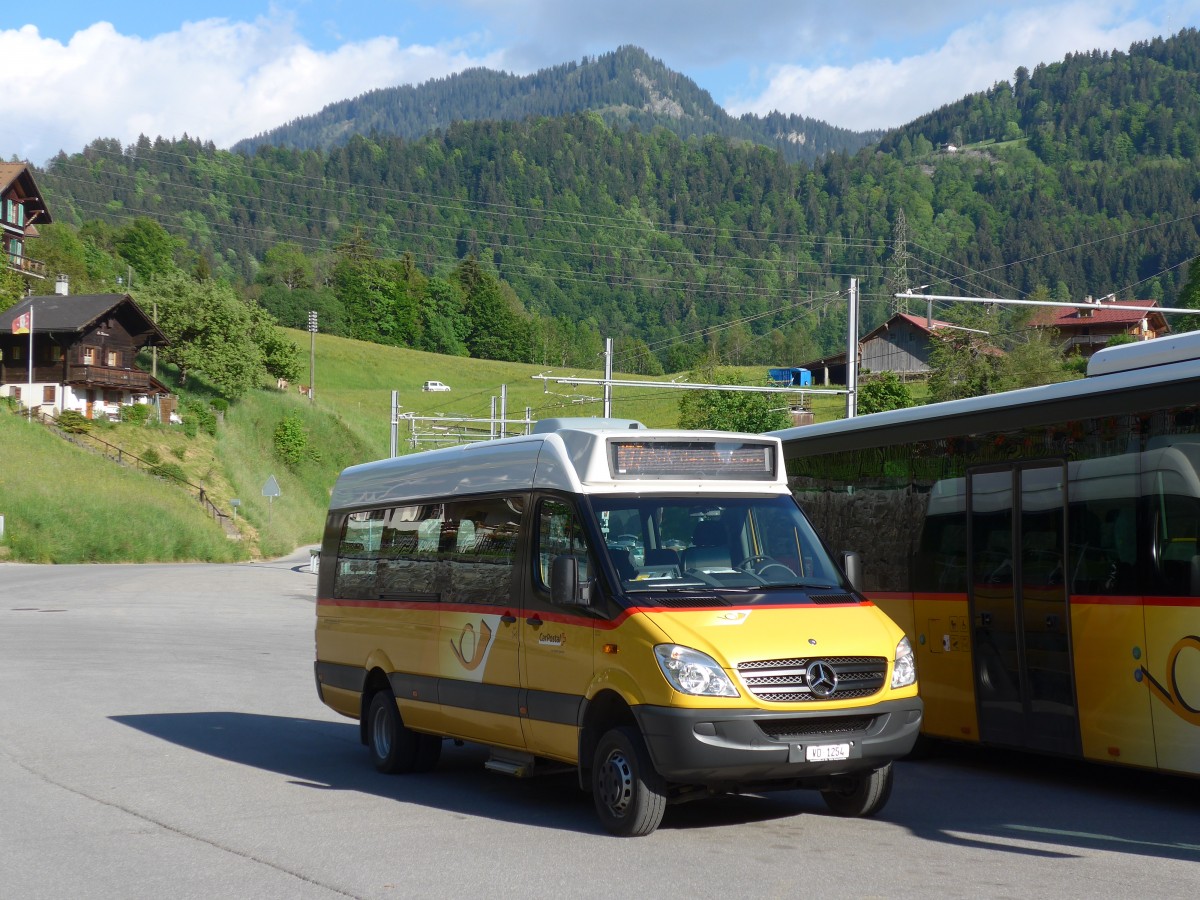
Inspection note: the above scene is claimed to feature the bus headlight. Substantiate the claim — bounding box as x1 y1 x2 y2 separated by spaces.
654 644 739 697
891 636 917 688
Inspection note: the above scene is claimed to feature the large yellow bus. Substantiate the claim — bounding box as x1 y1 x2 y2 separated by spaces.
315 420 922 835
774 331 1200 776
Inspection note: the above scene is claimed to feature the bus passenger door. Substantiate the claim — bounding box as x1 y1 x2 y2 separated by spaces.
519 496 599 762
436 497 526 749
968 463 1080 755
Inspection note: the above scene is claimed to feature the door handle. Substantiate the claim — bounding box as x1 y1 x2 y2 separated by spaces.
500 613 517 625
526 615 543 627
1045 614 1059 629
978 612 992 627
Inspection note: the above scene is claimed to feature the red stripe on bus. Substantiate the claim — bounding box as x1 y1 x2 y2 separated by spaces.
857 592 1200 609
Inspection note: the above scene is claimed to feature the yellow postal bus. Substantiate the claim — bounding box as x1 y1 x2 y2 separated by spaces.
776 331 1200 777
315 420 922 835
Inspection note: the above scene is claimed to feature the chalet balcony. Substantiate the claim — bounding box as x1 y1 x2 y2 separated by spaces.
6 253 47 279
66 364 156 391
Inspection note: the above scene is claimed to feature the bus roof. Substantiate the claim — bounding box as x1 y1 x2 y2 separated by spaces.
329 425 788 512
771 329 1200 456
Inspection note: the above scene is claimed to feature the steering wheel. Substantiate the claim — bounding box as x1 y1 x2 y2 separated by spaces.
738 555 797 580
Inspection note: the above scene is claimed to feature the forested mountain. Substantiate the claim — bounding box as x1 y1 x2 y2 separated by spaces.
35 29 1200 372
232 45 879 165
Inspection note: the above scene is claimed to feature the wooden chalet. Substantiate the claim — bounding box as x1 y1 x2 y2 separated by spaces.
1 289 170 420
858 313 973 377
1 162 52 280
1030 296 1169 357
797 312 993 385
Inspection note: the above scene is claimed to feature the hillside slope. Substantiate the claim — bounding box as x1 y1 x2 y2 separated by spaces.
4 332 767 563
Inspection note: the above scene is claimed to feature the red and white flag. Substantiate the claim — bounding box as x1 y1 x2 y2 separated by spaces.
11 311 30 334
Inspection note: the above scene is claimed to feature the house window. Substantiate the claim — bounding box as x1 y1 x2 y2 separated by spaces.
106 350 120 367
42 385 56 404
83 347 96 365
11 386 20 401
11 345 22 361
50 345 62 361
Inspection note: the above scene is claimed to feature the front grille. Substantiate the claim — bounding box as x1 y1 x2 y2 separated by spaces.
736 655 887 702
757 715 875 740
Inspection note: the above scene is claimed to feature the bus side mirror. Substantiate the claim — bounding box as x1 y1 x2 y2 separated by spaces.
551 554 591 607
841 551 863 592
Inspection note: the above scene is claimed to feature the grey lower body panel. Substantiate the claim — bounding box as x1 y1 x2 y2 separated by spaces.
632 697 923 786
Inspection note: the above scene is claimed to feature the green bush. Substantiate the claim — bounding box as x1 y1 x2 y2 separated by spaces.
141 446 163 466
273 413 307 470
152 461 187 484
210 398 229 414
180 399 217 437
56 410 91 434
119 403 153 425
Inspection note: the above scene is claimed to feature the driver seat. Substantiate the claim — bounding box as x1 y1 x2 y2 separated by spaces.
683 520 732 573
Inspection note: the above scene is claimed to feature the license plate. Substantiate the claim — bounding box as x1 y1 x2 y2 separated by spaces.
805 742 850 762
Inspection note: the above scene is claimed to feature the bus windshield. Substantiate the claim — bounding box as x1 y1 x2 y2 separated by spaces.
589 494 847 593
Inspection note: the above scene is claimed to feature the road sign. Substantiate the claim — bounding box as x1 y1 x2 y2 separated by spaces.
262 475 281 497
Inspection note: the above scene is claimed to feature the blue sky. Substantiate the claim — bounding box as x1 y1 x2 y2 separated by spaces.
6 1 1199 164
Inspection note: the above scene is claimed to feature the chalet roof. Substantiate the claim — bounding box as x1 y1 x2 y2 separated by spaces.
861 312 960 343
2 293 168 345
0 162 53 225
1031 299 1165 328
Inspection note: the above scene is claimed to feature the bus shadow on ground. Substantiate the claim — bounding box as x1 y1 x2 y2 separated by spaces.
111 711 1200 853
887 742 1200 864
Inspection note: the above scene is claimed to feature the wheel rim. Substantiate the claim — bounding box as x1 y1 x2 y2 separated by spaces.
372 703 392 758
597 746 634 817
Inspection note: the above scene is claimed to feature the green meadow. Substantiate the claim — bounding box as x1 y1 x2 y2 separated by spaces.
0 330 846 563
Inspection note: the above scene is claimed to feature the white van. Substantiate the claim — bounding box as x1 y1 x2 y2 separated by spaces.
422 380 451 392
315 418 921 835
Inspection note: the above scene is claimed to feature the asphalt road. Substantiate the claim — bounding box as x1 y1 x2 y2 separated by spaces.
1 551 1197 899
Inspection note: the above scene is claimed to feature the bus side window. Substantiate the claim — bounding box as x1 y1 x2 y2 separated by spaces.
334 509 387 599
442 497 520 605
376 504 443 599
537 499 592 591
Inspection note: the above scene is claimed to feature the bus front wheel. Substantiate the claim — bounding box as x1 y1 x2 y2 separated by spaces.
591 725 667 836
820 763 893 817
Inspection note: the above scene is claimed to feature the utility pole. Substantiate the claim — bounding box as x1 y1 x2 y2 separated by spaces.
307 310 318 403
499 384 507 439
390 390 400 457
603 337 613 418
846 277 859 419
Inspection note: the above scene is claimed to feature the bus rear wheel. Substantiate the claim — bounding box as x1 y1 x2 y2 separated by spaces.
367 690 440 773
591 726 667 836
820 763 893 817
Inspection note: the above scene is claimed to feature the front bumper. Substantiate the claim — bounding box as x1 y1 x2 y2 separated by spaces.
632 697 923 787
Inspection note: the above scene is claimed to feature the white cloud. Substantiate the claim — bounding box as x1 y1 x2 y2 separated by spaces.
726 4 1165 129
3 17 501 164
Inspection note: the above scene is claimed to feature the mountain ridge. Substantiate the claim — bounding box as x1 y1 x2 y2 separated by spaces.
231 45 880 164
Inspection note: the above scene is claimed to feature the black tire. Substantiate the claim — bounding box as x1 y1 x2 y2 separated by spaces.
591 725 667 837
366 690 420 774
821 763 893 817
